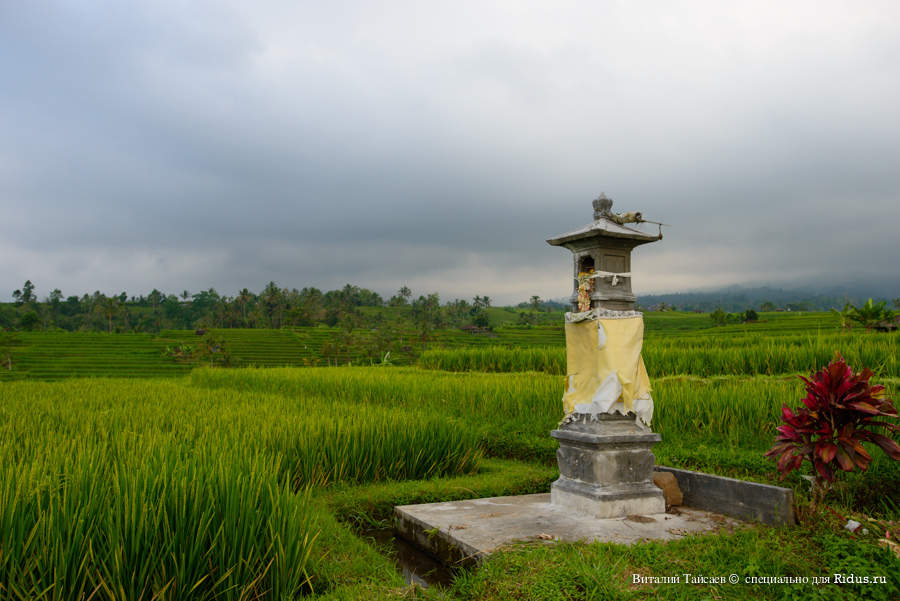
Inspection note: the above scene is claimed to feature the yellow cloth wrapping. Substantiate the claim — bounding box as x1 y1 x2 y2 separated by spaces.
562 316 651 414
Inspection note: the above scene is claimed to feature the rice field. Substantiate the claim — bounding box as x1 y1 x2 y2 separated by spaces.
417 329 900 378
190 366 900 516
0 379 481 599
188 366 898 452
0 311 869 381
2 311 899 599
0 332 192 381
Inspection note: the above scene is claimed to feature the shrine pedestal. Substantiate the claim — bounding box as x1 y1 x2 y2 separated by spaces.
550 413 665 518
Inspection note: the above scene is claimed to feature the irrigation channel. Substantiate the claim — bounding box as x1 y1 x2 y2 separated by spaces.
362 528 455 588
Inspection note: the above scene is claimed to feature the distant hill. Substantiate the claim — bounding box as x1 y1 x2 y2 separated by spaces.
636 284 899 313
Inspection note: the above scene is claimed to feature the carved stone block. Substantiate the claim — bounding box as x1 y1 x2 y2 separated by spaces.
550 413 665 518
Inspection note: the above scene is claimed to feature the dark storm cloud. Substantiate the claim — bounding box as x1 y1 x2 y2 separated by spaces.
2 1 899 303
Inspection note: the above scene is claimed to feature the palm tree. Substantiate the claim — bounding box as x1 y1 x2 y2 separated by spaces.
99 296 121 333
261 282 284 329
237 288 252 326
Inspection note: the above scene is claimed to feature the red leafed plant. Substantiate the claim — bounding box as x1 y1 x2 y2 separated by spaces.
765 353 900 506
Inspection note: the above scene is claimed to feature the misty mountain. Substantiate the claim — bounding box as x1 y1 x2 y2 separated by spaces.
635 283 899 313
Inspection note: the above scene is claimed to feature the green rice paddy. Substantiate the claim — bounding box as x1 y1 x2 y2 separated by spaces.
1 311 898 599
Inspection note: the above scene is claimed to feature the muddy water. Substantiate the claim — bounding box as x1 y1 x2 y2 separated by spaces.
362 529 455 588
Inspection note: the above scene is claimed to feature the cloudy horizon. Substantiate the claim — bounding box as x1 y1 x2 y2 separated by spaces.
3 1 899 305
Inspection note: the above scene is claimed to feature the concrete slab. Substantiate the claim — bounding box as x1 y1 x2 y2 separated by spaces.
394 493 741 566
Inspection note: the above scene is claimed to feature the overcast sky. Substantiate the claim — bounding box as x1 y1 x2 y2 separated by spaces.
2 1 898 304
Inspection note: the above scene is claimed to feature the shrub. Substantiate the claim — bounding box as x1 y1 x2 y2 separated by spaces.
710 308 742 326
840 298 895 330
710 308 728 326
765 354 900 506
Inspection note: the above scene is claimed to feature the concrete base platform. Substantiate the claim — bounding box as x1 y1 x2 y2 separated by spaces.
394 493 740 566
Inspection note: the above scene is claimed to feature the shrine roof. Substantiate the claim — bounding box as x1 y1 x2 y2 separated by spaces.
546 217 662 247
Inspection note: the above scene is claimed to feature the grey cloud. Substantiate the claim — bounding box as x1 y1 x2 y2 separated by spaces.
2 1 899 303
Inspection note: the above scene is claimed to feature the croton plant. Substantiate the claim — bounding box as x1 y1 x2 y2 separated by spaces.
765 353 900 504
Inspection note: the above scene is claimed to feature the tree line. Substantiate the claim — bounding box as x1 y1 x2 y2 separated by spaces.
0 280 518 340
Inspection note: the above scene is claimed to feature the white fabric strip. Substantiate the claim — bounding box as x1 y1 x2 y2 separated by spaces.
584 271 632 279
584 271 631 286
565 308 643 323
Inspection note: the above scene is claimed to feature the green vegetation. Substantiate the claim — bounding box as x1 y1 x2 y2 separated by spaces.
1 279 564 335
645 310 841 335
2 310 899 599
0 331 192 381
418 329 899 378
0 379 483 599
186 367 900 522
418 346 566 375
0 325 565 380
835 298 897 330
450 527 899 601
766 355 900 508
8 311 900 381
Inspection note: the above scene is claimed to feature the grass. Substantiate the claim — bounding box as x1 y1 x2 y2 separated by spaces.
187 367 892 456
190 367 900 519
321 458 559 530
0 378 483 599
417 330 899 378
2 310 899 600
449 525 900 601
0 435 319 600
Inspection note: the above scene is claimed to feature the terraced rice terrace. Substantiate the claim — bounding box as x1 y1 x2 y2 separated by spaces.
0 311 870 382
0 325 566 380
161 326 566 367
0 332 192 381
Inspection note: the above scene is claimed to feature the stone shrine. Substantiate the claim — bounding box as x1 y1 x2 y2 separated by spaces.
546 194 665 518
392 196 792 570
